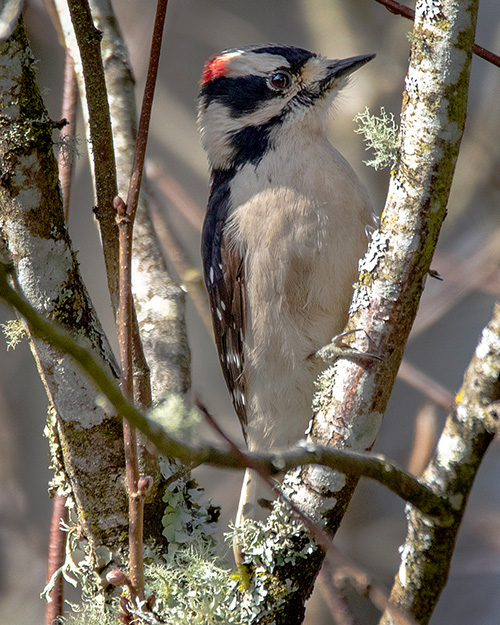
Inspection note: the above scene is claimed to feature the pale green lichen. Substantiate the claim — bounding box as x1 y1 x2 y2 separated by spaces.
160 462 219 558
150 394 202 445
59 499 315 625
1 317 26 349
44 406 73 499
354 106 400 170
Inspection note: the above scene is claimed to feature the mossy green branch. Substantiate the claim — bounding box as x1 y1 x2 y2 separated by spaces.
0 261 453 523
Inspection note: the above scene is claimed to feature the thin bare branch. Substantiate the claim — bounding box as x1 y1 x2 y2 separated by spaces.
124 0 169 226
65 0 120 311
58 50 78 221
114 0 169 602
407 402 438 476
45 495 68 625
398 360 454 410
146 159 204 232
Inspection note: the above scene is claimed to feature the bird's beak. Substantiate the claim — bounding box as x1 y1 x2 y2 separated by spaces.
326 53 375 83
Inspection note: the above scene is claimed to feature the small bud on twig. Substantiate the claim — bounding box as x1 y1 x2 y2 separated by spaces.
137 475 153 497
106 568 131 587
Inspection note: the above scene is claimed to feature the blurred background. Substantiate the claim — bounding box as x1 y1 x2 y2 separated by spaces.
1 0 500 623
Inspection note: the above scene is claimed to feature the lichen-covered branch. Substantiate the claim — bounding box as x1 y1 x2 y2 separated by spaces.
0 17 127 547
255 0 480 621
380 303 499 625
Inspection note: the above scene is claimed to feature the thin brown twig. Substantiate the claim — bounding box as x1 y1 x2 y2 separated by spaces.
115 0 169 604
65 0 120 312
146 159 204 231
147 175 213 335
408 402 438 476
45 495 68 625
318 564 357 625
0 265 452 520
373 0 500 67
58 49 78 221
124 1 169 226
398 360 454 409
116 196 144 603
411 230 500 338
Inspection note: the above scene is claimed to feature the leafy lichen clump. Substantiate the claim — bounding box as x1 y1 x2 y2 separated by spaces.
58 499 316 625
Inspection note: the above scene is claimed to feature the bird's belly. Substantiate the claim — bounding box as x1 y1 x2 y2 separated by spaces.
230 192 364 449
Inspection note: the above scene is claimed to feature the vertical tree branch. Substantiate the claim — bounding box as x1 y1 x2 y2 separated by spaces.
65 0 120 312
44 48 79 625
380 304 499 624
115 0 168 601
0 16 127 549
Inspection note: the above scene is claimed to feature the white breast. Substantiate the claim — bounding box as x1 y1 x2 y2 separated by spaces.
226 125 373 450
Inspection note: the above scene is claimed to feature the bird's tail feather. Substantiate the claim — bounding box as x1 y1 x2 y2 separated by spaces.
233 468 274 564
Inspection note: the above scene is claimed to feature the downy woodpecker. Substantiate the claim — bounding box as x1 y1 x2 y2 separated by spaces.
198 44 374 550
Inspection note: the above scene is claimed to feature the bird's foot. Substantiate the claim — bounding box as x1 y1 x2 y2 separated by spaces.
313 329 381 364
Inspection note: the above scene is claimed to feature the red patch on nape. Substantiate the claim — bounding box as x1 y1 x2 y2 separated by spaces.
201 54 231 84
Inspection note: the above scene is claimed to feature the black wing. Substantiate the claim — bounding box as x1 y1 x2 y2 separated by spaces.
202 169 248 436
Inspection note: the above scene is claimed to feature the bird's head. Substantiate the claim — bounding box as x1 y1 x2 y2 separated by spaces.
198 44 374 170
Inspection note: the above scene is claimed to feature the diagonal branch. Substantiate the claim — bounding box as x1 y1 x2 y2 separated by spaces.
0 263 453 524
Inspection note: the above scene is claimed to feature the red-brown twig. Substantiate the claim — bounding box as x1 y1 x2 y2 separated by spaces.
45 495 68 625
398 360 454 410
146 159 204 231
58 49 78 221
116 196 145 603
115 0 169 605
123 1 169 226
374 0 500 67
318 562 357 625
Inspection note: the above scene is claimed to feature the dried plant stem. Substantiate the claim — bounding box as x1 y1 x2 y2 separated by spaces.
115 195 145 602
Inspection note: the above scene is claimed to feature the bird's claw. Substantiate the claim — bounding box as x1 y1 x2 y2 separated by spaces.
313 329 381 364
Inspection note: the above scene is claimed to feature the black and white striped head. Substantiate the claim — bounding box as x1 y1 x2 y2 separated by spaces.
198 44 374 170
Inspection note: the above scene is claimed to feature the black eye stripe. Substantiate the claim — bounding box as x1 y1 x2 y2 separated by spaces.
201 75 273 117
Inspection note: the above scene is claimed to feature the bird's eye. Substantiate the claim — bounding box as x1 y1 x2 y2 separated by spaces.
269 70 292 90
